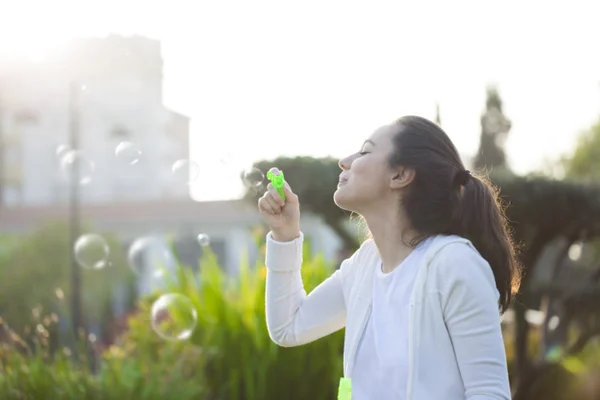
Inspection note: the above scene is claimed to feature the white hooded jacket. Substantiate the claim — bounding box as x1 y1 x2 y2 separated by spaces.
265 233 511 400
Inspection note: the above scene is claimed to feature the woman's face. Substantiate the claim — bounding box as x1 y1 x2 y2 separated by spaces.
334 124 401 213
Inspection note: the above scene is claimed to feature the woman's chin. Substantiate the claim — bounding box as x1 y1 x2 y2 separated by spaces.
333 187 353 211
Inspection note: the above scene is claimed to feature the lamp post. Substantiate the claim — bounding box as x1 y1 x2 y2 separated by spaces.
68 81 83 344
0 83 4 213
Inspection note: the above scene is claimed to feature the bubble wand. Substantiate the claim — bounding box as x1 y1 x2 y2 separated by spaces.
337 377 352 400
266 168 286 201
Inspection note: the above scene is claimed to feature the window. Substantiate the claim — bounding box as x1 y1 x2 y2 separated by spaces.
14 109 39 124
110 125 131 138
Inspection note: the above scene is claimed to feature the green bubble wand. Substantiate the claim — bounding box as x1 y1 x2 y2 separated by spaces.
266 168 286 201
338 377 352 400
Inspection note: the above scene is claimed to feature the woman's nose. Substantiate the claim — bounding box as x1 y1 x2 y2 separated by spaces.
338 155 351 170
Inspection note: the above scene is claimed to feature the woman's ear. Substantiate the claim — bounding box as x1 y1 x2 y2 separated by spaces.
390 167 415 189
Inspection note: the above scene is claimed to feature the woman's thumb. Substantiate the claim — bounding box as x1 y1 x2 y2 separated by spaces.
282 182 299 204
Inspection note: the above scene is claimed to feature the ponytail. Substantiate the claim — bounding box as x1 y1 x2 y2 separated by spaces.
455 173 521 313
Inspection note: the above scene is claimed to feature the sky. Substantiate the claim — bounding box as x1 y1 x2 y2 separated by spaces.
1 0 599 201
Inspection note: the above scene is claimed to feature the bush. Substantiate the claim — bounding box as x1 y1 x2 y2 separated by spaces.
0 224 344 399
0 314 205 400
0 221 135 338
119 246 345 400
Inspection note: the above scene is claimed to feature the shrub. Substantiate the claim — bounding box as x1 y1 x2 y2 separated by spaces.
119 246 345 400
0 313 205 400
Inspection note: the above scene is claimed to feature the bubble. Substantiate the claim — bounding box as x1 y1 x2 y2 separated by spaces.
219 152 237 166
127 237 176 277
55 144 71 159
151 293 197 341
60 150 95 186
242 167 264 189
197 233 210 247
544 345 562 362
172 159 200 185
74 234 110 269
115 141 142 165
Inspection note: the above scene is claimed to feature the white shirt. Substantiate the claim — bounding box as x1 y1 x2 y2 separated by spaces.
353 238 432 399
265 233 511 400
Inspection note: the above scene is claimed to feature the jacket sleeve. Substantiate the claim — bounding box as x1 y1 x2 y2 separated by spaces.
438 243 511 400
265 232 357 347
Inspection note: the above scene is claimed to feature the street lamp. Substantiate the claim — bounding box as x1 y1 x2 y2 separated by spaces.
68 81 83 346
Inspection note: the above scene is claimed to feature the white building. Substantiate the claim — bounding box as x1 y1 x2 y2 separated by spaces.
0 34 190 206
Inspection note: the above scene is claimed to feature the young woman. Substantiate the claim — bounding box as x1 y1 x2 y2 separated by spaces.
258 115 520 400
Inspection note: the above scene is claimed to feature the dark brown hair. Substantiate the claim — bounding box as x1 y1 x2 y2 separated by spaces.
390 115 521 313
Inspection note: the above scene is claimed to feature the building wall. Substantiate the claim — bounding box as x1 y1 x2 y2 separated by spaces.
0 35 190 207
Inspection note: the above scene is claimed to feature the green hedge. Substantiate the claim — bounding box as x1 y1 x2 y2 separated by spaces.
0 242 344 399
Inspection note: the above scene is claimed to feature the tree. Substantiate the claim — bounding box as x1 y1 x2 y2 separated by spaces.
473 86 513 173
562 118 600 181
505 115 600 397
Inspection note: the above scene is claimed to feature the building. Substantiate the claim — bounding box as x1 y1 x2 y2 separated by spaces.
0 34 190 206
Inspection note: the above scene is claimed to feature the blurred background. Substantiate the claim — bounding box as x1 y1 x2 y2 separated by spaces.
0 0 599 399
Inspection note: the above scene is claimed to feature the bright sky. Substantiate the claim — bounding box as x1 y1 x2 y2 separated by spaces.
1 0 599 201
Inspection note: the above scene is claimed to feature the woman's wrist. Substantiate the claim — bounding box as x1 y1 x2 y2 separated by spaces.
271 229 301 243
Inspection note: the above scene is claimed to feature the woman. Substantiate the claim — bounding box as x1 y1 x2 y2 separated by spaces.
258 116 520 399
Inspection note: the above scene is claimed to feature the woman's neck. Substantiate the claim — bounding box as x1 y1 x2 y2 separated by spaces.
363 209 420 273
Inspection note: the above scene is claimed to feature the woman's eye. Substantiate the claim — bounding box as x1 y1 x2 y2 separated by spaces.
359 151 369 156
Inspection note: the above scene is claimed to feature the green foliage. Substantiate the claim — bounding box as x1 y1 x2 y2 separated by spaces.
0 304 205 399
562 118 600 181
474 85 512 172
121 246 344 400
3 231 600 399
0 348 103 400
0 221 135 335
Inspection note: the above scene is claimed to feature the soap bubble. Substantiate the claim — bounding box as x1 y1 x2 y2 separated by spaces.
219 152 238 167
218 152 245 173
151 293 198 341
242 167 264 189
74 234 110 269
115 141 142 165
172 159 200 184
544 345 562 362
60 150 95 186
127 237 176 278
55 144 71 159
197 233 210 247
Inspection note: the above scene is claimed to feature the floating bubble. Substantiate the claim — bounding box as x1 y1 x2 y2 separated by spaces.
115 141 142 165
74 234 110 269
219 152 238 167
219 155 231 165
55 144 71 159
60 150 95 186
197 233 210 247
127 237 176 277
172 159 200 185
151 293 198 341
243 167 264 189
544 345 562 362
